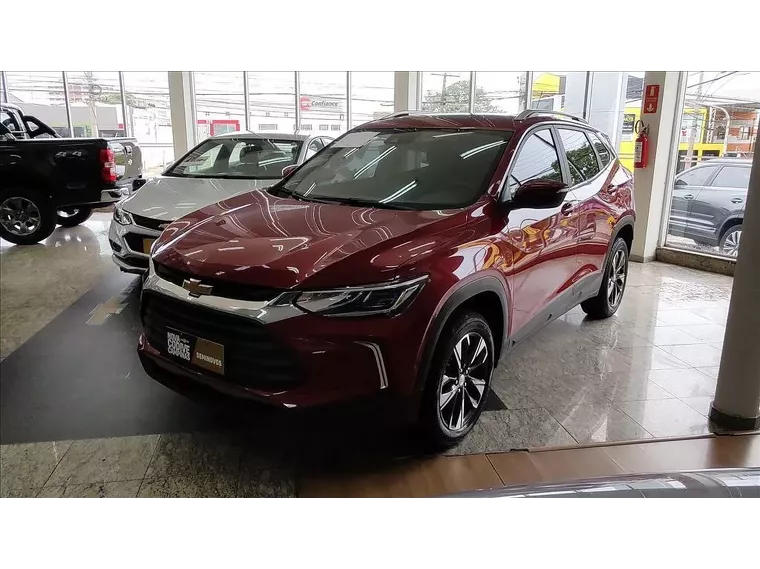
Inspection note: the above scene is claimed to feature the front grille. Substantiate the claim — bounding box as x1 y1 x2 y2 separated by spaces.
121 255 148 269
141 291 303 389
154 263 281 302
131 213 169 232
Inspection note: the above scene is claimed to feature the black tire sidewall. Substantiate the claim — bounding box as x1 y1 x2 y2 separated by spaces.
420 311 495 447
0 188 56 245
56 207 94 227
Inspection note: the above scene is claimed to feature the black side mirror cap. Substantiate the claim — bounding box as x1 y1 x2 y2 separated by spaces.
510 179 568 209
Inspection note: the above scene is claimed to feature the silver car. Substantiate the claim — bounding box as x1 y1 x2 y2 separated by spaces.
109 132 332 274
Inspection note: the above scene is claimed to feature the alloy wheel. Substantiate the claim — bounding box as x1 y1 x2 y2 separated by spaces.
438 332 491 433
0 197 42 236
721 229 741 257
607 248 626 308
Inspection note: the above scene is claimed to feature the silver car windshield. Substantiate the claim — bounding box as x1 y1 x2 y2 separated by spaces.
166 137 303 180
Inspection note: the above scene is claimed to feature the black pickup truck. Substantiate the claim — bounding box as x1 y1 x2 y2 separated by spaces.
0 102 144 244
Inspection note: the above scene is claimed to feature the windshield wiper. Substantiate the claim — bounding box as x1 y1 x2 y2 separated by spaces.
310 196 417 210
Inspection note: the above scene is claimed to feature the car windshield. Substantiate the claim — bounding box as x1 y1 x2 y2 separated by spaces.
272 128 512 210
166 137 303 179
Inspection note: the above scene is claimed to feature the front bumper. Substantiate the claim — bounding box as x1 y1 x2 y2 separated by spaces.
136 268 432 410
108 219 160 274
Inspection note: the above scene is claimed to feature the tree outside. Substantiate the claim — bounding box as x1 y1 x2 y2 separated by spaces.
422 80 498 113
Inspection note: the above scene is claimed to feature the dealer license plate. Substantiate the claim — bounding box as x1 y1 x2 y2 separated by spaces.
165 328 225 375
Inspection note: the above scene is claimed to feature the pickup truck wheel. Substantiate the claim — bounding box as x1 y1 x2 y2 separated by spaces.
0 189 56 245
57 207 94 228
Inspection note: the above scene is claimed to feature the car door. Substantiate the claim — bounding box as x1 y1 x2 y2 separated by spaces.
502 126 580 337
556 127 609 280
686 164 750 242
668 164 720 237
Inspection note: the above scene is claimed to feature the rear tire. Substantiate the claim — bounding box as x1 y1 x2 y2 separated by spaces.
417 311 495 450
0 188 56 245
581 237 629 319
56 207 94 227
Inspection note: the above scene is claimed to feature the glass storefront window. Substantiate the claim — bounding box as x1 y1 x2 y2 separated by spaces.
350 72 394 127
247 72 296 134
122 72 174 176
299 72 347 136
194 72 245 140
4 72 70 135
663 71 760 259
530 72 590 115
66 72 125 138
421 72 470 112
474 72 526 114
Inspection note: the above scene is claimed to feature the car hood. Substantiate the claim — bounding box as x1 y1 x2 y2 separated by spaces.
152 190 467 289
120 175 278 221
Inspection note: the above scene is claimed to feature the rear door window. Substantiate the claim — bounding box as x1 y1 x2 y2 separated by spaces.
711 166 751 189
507 129 563 196
587 132 612 167
557 128 600 185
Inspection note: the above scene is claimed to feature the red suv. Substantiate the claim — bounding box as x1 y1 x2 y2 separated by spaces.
138 110 635 447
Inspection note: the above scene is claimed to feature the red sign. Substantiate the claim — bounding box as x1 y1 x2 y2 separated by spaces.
642 84 660 114
299 96 312 111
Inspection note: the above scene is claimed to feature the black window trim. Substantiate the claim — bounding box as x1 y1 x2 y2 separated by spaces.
502 125 566 201
498 121 615 202
675 163 722 187
553 124 610 191
709 164 752 189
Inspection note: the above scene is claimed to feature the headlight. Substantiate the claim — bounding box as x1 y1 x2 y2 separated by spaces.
113 203 134 225
293 275 427 317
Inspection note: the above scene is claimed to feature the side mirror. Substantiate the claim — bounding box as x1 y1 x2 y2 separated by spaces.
674 178 687 186
281 164 298 177
511 179 568 209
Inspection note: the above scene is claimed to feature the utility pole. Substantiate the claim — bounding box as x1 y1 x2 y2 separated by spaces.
431 72 460 110
685 71 704 169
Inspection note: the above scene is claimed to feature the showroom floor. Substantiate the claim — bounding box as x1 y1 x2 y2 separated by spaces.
0 213 750 497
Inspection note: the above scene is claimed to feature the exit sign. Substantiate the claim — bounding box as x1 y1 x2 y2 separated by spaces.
643 84 660 114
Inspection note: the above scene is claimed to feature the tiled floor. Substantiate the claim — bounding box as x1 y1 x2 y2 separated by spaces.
2 213 758 497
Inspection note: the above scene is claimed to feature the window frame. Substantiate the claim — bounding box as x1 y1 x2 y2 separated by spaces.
709 165 752 189
503 126 566 200
555 127 602 186
674 163 721 187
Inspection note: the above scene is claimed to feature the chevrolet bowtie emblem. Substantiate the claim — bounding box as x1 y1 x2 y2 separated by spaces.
182 278 213 297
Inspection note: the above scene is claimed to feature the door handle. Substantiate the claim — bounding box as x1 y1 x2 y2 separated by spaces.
683 194 694 200
731 197 744 204
561 202 575 215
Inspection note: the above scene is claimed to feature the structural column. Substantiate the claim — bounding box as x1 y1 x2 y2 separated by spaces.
168 71 196 157
630 71 684 262
710 148 760 430
394 72 420 113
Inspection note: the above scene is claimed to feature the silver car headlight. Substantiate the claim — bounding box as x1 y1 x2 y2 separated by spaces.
113 202 134 225
292 275 428 317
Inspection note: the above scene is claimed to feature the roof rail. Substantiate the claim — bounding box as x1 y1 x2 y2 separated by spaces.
515 109 587 123
377 110 426 120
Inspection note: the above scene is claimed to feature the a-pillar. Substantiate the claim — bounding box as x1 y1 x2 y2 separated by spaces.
394 72 421 113
629 71 685 262
168 71 197 158
709 147 760 430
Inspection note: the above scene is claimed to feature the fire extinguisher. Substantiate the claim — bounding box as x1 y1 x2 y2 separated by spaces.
634 120 649 169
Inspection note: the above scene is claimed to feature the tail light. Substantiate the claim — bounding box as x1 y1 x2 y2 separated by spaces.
100 148 117 183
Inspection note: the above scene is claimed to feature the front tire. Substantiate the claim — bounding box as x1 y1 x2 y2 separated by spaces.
56 207 94 227
581 237 629 319
418 311 495 449
719 224 742 257
0 189 56 245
